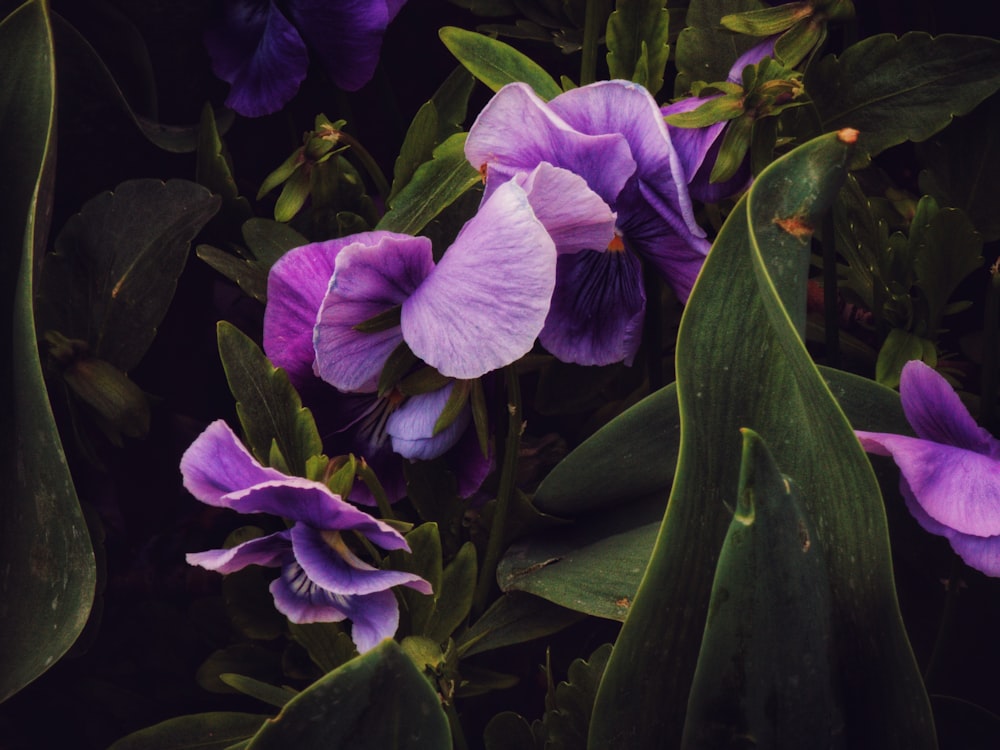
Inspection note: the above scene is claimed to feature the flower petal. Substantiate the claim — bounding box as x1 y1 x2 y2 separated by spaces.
204 0 308 117
899 360 1000 456
181 420 286 506
855 431 1000 537
402 181 557 379
539 246 645 367
513 163 617 254
291 525 432 596
387 384 471 460
186 530 292 573
314 233 434 392
727 37 778 83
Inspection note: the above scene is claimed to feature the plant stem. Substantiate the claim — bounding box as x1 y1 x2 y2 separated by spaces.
472 365 522 617
336 129 391 206
445 698 469 750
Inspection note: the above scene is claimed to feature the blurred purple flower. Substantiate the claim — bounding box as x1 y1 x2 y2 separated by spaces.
182 420 431 652
661 37 777 203
856 360 1000 576
465 80 710 367
205 0 408 117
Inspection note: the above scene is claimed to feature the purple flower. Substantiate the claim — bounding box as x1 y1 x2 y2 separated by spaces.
182 420 431 652
465 80 711 367
661 38 777 203
205 0 408 117
856 360 1000 576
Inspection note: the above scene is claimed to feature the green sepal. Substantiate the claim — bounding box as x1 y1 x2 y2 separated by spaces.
399 366 453 396
377 340 419 397
325 454 359 500
470 377 490 457
274 166 311 222
258 149 303 200
353 304 402 333
433 379 472 437
721 2 810 36
664 93 744 128
709 112 754 184
774 16 824 67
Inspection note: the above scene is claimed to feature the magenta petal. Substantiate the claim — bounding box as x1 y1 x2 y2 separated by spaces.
402 181 557 379
387 385 471 460
205 0 309 117
186 530 292 573
855 431 1000 537
540 247 645 366
180 420 286 506
314 234 434 392
899 361 1000 456
513 164 617 254
291 525 432 596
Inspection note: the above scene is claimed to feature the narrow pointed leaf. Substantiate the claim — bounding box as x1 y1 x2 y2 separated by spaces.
606 0 670 96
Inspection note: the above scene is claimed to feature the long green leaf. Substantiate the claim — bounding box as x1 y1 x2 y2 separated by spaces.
439 26 563 100
0 0 96 704
589 130 935 748
108 712 269 750
808 32 1000 167
606 0 670 96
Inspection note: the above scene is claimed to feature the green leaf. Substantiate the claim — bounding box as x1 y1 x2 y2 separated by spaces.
246 640 451 749
425 542 477 644
681 430 842 746
590 131 934 748
606 0 670 96
439 26 563 100
388 523 443 637
720 1 809 35
37 179 220 372
456 592 585 658
484 712 539 750
0 0 96 704
674 0 765 96
876 328 932 388
196 102 252 226
196 244 268 303
288 622 357 674
539 643 613 748
377 133 480 236
274 166 311 222
216 321 323 476
219 674 298 709
808 32 1000 167
107 712 269 750
241 218 308 269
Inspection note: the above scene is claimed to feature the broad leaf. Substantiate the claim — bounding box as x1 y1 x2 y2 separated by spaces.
439 26 563 100
456 592 584 658
606 0 670 96
246 640 451 749
0 0 96 703
808 33 1000 168
589 130 934 748
107 712 269 750
674 0 764 96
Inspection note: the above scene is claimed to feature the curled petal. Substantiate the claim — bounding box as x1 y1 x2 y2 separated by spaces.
181 420 286 507
205 0 309 117
291 525 432 596
387 384 471 460
402 181 557 379
899 360 1000 457
314 234 434 392
540 247 645 366
186 530 293 574
727 36 778 83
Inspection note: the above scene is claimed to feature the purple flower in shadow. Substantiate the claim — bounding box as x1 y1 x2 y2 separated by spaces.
205 0 408 117
182 420 431 652
465 80 710 367
856 360 1000 576
661 37 777 203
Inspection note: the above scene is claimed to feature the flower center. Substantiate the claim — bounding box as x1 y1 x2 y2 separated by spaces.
607 234 625 252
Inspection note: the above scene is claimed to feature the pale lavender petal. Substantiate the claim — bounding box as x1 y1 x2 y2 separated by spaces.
902 482 1000 576
899 360 1000 457
727 37 778 83
221 479 411 551
180 420 286 506
289 0 396 92
513 164 617 254
539 247 645 366
205 0 308 117
402 181 557 379
342 588 402 653
465 82 636 205
387 384 471 460
186 530 292 573
855 432 1000 537
270 562 350 623
314 234 434 392
291 525 432 595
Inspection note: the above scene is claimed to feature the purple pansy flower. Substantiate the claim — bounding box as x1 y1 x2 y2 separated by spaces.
661 37 778 203
856 360 1000 577
465 80 711 367
205 0 408 117
182 420 431 652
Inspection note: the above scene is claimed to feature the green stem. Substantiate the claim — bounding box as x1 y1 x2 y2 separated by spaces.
336 129 391 207
821 212 841 368
581 0 609 86
357 460 396 522
445 698 469 750
472 365 522 617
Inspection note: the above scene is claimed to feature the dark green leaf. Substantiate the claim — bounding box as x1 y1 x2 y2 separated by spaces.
388 523 443 637
808 33 1000 167
484 712 538 750
876 328 934 388
288 622 356 674
674 0 765 96
38 179 220 372
439 26 563 100
721 1 808 35
456 592 585 658
606 0 670 96
216 321 323 476
0 0 95 703
246 640 451 749
196 244 268 303
196 102 251 225
539 643 612 748
107 712 270 750
376 133 480 236
425 542 477 644
219 674 297 709
241 218 308 269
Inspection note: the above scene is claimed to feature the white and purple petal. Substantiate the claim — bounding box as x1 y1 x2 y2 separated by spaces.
186 529 293 573
539 247 646 366
205 0 309 117
314 233 434 392
387 384 472 461
181 420 287 506
401 181 557 379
